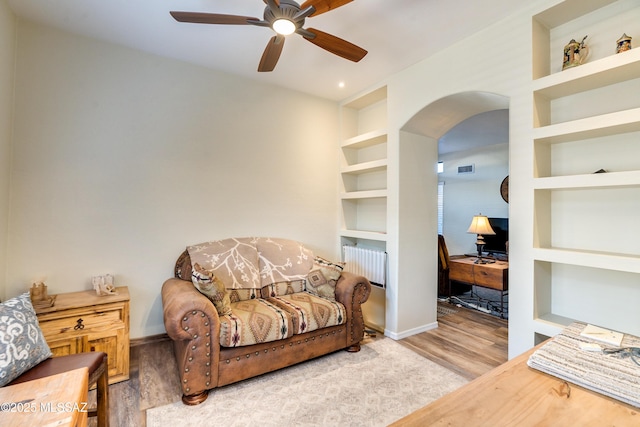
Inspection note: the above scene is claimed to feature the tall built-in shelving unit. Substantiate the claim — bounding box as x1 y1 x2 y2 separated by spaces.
531 0 640 339
339 86 388 332
339 86 388 249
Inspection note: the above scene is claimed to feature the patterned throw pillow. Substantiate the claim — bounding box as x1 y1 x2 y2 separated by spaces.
191 263 233 316
306 257 344 300
0 293 52 386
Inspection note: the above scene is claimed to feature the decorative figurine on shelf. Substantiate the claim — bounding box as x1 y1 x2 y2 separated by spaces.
563 35 589 70
29 281 56 308
616 33 632 53
92 274 118 296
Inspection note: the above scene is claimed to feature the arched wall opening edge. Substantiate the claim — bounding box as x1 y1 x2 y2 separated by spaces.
392 91 509 336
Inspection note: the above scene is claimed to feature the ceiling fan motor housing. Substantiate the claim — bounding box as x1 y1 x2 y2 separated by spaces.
264 0 306 28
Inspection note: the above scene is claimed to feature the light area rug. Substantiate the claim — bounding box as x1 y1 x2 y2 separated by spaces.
146 338 468 426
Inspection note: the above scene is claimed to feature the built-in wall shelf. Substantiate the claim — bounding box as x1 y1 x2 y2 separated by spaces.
340 190 388 200
342 129 388 149
532 248 640 274
340 229 387 242
533 170 640 189
530 0 640 342
533 108 640 141
533 314 575 338
532 0 621 80
342 86 387 110
339 85 388 332
533 47 640 99
533 0 615 30
341 159 387 175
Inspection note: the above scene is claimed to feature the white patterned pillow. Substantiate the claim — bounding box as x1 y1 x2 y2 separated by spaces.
0 293 52 386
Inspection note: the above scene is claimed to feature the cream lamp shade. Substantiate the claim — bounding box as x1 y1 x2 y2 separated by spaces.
467 215 496 235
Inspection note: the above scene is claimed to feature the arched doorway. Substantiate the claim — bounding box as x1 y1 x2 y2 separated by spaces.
393 91 509 334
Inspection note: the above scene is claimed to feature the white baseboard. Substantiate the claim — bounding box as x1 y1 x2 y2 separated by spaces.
384 321 438 340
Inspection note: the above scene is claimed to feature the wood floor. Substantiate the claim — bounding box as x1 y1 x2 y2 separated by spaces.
92 303 508 426
398 302 508 380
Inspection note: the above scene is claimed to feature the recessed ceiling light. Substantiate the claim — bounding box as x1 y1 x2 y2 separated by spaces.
338 81 345 88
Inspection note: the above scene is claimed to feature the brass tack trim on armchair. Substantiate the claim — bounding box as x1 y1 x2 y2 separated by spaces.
221 328 346 365
179 308 216 398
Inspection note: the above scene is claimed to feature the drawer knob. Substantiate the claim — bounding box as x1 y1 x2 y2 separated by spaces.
74 318 85 330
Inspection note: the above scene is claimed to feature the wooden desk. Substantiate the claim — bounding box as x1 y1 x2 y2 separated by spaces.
449 257 508 316
0 367 89 427
390 344 639 426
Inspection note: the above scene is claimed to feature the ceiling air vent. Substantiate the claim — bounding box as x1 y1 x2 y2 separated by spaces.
457 164 475 174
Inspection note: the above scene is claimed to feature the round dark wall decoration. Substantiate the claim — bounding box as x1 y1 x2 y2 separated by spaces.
500 175 509 203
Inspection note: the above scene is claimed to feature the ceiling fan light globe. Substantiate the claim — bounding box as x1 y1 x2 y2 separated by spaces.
273 18 296 35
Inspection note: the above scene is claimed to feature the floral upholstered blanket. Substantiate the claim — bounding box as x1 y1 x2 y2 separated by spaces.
187 237 314 289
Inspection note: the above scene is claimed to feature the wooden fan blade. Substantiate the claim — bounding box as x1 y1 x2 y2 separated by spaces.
303 28 367 62
170 11 259 25
300 0 353 17
258 36 285 72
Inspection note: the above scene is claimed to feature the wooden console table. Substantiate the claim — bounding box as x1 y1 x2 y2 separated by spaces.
448 257 508 316
35 286 130 384
390 343 639 426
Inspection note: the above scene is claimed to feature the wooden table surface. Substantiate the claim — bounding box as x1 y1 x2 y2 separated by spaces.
0 367 89 427
391 344 639 426
35 286 130 314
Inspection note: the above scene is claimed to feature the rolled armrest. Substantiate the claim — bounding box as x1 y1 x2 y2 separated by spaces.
335 271 371 303
162 278 222 396
334 271 371 348
161 278 220 341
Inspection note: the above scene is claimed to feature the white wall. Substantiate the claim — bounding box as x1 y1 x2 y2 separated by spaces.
0 0 15 301
382 1 534 351
440 143 509 256
7 20 340 338
394 131 439 336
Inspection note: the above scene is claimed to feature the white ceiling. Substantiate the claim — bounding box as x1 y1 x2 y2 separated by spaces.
439 109 509 155
6 0 529 102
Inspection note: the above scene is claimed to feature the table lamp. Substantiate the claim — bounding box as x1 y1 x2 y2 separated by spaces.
467 214 495 264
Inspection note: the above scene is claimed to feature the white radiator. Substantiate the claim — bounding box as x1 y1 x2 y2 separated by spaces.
342 246 387 288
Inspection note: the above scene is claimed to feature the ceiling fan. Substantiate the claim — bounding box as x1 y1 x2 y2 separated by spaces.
170 0 367 72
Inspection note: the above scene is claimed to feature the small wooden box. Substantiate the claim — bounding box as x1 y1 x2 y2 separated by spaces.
35 286 130 385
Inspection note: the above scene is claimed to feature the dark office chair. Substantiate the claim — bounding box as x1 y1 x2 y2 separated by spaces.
438 234 471 297
438 234 450 297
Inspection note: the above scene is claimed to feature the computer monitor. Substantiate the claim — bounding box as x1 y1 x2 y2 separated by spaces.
483 217 508 254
